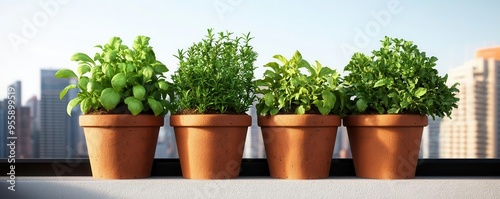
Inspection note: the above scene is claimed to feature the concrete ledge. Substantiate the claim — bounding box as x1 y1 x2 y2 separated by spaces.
1 177 499 198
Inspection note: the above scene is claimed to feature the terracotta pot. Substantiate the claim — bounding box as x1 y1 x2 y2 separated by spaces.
343 114 428 179
258 115 340 179
79 114 163 179
170 114 250 179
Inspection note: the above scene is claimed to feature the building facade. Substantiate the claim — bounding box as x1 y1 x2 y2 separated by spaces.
39 69 72 158
421 117 441 158
440 47 500 158
26 96 40 158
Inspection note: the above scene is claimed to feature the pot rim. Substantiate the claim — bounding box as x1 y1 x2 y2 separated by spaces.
79 114 164 127
258 114 341 127
343 114 428 127
170 114 251 127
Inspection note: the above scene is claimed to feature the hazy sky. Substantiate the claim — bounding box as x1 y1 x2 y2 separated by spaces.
1 0 499 103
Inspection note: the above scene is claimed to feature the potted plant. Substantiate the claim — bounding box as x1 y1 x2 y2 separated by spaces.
170 29 258 179
55 35 172 179
342 36 460 179
255 50 344 179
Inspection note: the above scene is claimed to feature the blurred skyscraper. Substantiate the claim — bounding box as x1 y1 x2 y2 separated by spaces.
39 69 72 158
8 81 32 158
440 47 500 158
26 96 41 158
0 99 7 158
421 117 441 158
155 115 178 158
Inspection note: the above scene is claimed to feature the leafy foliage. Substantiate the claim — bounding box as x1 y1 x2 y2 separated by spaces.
255 50 344 116
343 36 459 119
171 29 258 114
55 36 173 116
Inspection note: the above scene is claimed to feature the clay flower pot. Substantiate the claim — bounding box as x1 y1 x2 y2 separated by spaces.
343 114 428 179
79 114 163 179
170 114 250 179
258 115 341 179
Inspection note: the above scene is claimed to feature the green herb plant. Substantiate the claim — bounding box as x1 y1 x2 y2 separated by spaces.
255 50 344 116
343 36 459 119
55 36 173 116
172 28 258 114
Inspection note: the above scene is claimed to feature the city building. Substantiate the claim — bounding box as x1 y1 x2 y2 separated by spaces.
25 96 41 158
9 81 33 158
9 81 22 106
421 117 441 158
18 107 32 158
440 47 500 158
39 69 72 158
155 116 177 158
162 114 178 158
0 99 7 158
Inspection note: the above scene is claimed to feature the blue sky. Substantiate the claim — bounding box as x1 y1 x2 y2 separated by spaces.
1 0 499 103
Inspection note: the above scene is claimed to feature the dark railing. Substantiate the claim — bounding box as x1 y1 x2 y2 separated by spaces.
1 159 500 177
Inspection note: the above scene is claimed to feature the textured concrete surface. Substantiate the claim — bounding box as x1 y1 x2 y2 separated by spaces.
0 177 499 199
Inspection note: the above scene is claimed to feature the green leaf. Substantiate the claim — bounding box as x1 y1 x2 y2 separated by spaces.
297 59 311 70
133 85 146 100
100 88 120 110
80 98 91 114
430 56 438 63
388 92 398 98
259 106 270 115
319 67 334 78
387 107 400 114
264 93 274 107
67 97 82 116
148 98 163 116
414 87 427 98
263 70 277 79
153 62 168 73
133 36 150 50
142 66 154 82
295 105 305 114
108 37 122 49
127 63 136 73
87 80 103 93
78 77 89 91
317 106 330 115
322 90 336 109
104 50 117 62
111 73 127 91
273 54 288 64
103 63 116 78
270 108 279 115
264 62 280 72
374 79 389 88
278 96 286 108
158 81 169 91
59 84 77 100
70 53 94 64
356 98 368 112
55 69 77 79
77 65 91 76
125 97 143 115
291 51 302 63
